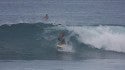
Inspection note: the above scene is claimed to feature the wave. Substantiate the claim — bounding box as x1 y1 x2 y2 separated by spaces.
0 22 125 60
67 25 125 52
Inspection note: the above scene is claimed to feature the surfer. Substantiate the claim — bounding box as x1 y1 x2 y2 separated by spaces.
58 32 66 45
43 14 49 21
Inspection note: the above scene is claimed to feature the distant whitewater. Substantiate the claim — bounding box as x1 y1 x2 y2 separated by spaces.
0 22 125 60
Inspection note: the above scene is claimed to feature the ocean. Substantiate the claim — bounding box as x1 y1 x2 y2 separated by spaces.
0 23 125 70
0 59 125 70
0 0 125 70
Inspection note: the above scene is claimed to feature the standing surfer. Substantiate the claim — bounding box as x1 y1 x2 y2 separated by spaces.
58 32 66 45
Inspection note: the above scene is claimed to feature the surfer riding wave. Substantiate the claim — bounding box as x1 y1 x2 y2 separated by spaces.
58 32 66 45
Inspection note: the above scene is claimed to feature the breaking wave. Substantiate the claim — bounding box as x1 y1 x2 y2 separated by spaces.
0 22 125 60
67 25 125 52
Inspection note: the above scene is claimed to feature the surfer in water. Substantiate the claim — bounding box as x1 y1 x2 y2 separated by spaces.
58 32 66 45
43 14 49 21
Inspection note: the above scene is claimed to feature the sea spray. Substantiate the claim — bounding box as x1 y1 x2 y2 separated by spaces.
67 25 125 52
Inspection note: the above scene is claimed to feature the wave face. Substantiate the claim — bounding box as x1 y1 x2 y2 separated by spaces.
0 23 125 60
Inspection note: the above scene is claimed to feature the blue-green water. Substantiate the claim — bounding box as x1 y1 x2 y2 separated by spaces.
0 22 125 70
0 23 125 70
0 23 125 60
0 59 125 70
0 0 125 70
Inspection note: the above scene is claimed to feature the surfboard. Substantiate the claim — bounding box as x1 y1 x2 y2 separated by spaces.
56 43 66 52
56 43 74 53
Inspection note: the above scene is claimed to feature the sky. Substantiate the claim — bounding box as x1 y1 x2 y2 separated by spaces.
0 0 125 25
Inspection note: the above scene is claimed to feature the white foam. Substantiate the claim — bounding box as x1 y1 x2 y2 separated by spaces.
57 42 74 53
64 44 74 53
67 25 125 52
